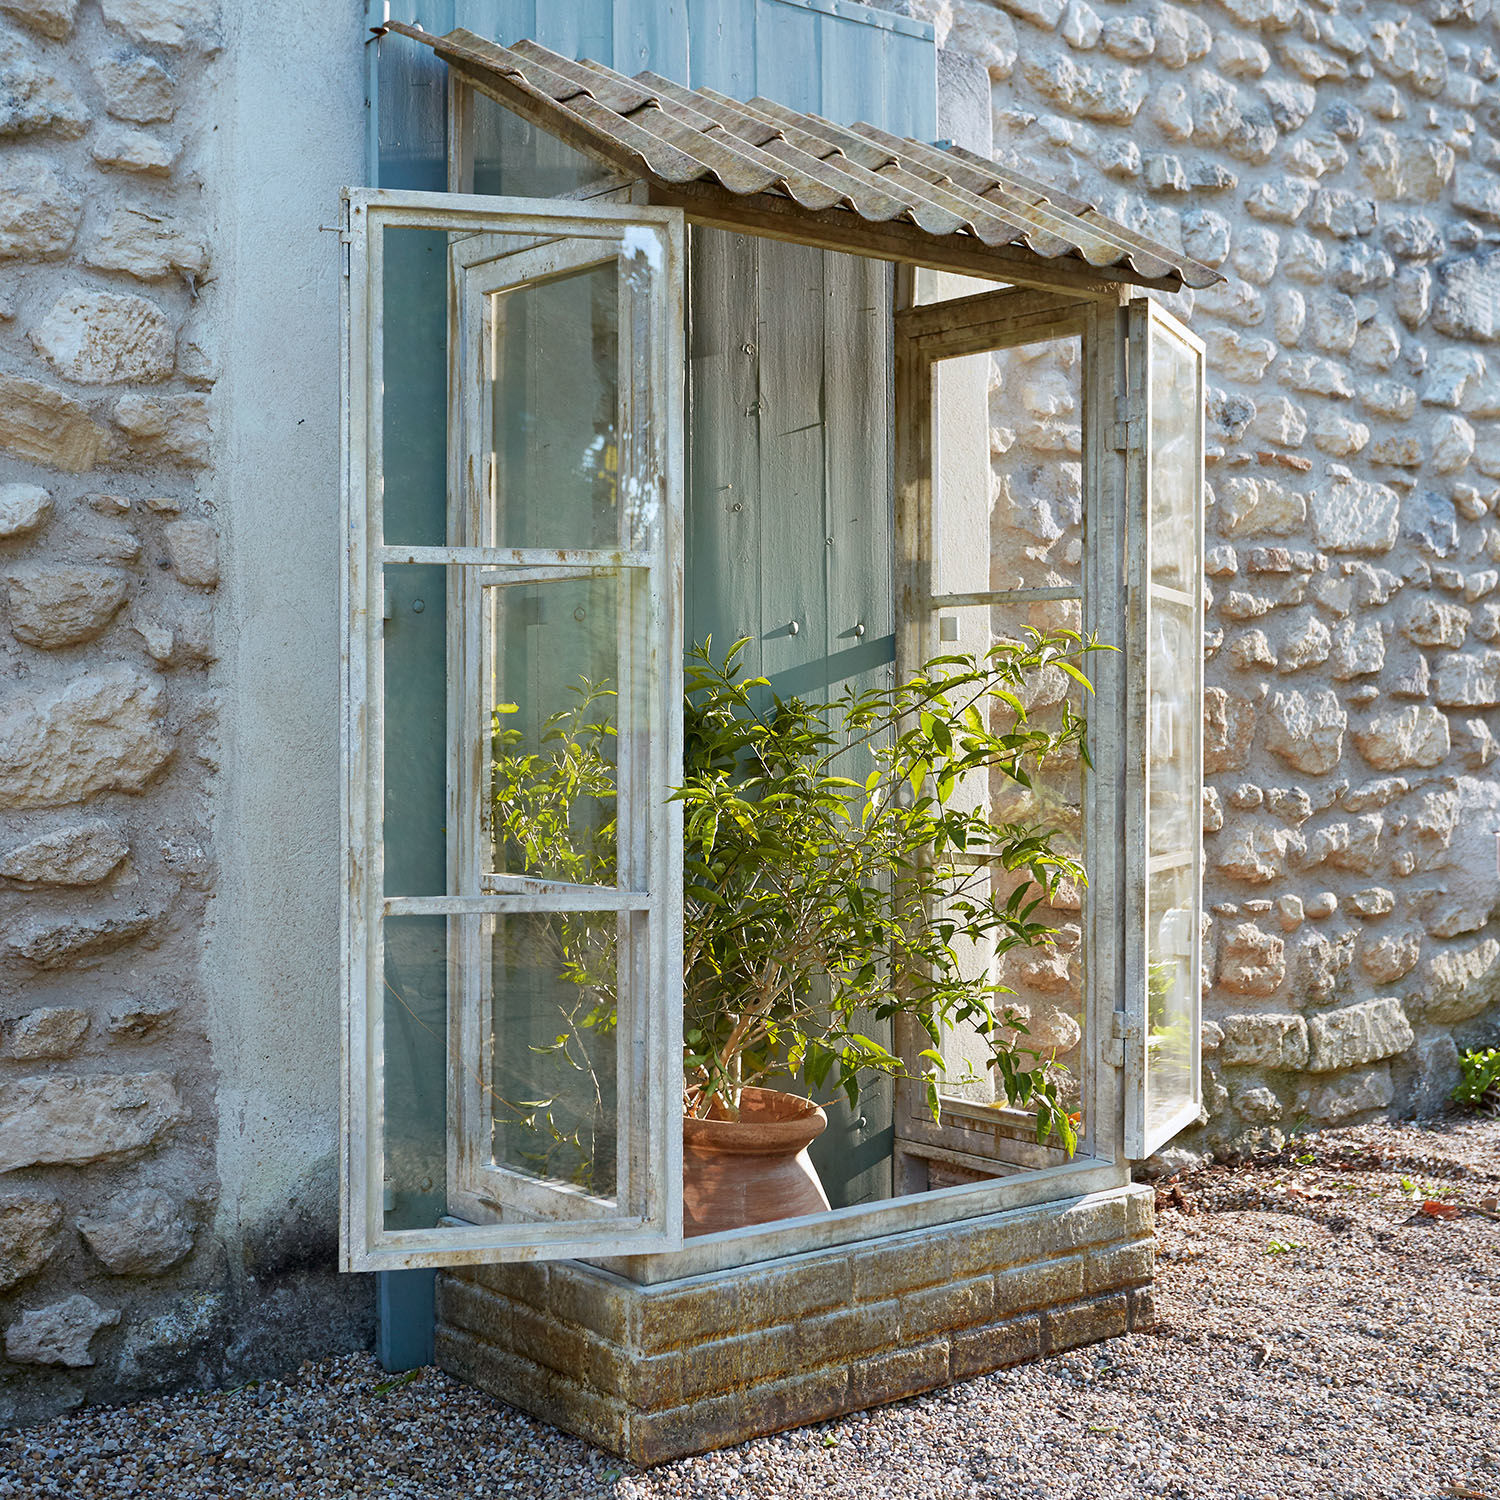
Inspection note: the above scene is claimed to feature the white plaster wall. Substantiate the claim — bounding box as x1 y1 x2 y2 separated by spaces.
206 0 366 1270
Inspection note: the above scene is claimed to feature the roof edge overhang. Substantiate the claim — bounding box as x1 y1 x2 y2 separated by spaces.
378 22 1225 297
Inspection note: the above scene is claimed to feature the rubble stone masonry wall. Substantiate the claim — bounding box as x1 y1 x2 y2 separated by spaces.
922 0 1500 1151
1 0 1498 1426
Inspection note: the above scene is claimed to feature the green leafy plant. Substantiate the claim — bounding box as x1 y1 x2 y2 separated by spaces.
489 630 1105 1160
1453 1047 1500 1117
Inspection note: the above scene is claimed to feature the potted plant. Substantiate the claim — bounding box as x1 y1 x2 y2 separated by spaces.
489 630 1101 1233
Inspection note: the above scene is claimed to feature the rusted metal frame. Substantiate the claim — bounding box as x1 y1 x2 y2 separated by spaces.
645 180 1184 294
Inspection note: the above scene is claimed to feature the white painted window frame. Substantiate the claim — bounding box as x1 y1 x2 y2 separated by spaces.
341 187 685 1272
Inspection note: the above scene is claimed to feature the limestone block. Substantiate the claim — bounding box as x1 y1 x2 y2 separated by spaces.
0 665 173 810
1203 686 1256 773
100 0 211 49
1203 785 1224 832
1216 34 1269 77
9 908 156 968
0 1194 61 1291
3 1294 117 1366
1460 717 1500 769
1286 132 1346 180
1279 38 1345 82
86 207 207 282
0 373 118 472
1311 415 1369 457
1280 353 1352 398
78 1187 193 1275
1423 350 1486 409
1272 287 1304 344
1276 613 1330 673
1369 433 1425 468
163 518 218 587
1263 689 1345 774
1217 924 1287 999
1330 620 1384 679
0 28 87 139
1100 15 1153 61
1413 936 1499 1024
1434 650 1500 708
1252 395 1303 444
1432 248 1500 342
1303 1065 1394 1122
1181 209 1231 266
1306 998 1413 1073
1149 1 1208 68
1203 328 1276 382
1281 231 1325 282
1233 1084 1281 1123
6 565 130 648
1402 597 1469 648
1360 130 1456 201
2 1006 88 1060
1361 929 1421 983
92 52 174 124
0 483 50 538
0 1072 185 1173
1230 225 1280 284
1334 245 1394 295
0 820 127 884
1453 166 1500 224
0 157 82 260
1309 472 1399 552
91 125 176 176
0 0 76 39
1360 380 1417 420
1143 152 1189 192
1353 705 1449 769
1220 1010 1305 1066
1307 293 1358 354
949 2 1017 79
1019 52 1147 124
1214 820 1302 883
1218 476 1305 537
995 0 1063 26
1295 927 1356 1003
1384 213 1444 262
1259 78 1315 133
1060 1 1100 49
1430 415 1476 474
1307 190 1376 240
31 290 174 385
1369 14 1447 94
1196 276 1262 326
106 996 176 1040
113 393 209 466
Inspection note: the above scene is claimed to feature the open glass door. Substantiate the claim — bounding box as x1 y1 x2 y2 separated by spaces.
342 188 684 1270
891 285 1125 1190
1124 296 1205 1161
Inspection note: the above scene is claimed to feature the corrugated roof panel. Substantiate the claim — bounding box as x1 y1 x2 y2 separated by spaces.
381 22 1223 291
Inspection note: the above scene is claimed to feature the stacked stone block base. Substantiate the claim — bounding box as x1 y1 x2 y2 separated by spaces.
436 1185 1155 1465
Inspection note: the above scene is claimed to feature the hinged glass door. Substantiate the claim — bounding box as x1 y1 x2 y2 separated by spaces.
1123 296 1205 1161
342 188 684 1271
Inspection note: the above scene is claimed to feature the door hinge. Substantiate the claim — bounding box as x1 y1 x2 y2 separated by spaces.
322 219 354 276
1106 1009 1139 1069
1111 394 1143 451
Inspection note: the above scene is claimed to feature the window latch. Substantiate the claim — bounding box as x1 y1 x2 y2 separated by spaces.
1111 394 1142 452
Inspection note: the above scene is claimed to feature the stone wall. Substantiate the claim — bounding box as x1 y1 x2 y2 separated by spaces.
0 0 369 1425
924 0 1500 1152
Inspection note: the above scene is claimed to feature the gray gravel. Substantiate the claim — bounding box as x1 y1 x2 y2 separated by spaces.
2 1114 1496 1500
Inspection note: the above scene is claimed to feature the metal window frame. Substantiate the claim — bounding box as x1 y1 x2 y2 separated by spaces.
341 187 685 1271
1123 295 1206 1162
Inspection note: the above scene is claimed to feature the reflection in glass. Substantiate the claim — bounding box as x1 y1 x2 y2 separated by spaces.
383 915 449 1232
486 577 625 890
487 259 621 551
1150 329 1200 592
1148 603 1197 855
486 912 619 1199
1146 862 1195 1139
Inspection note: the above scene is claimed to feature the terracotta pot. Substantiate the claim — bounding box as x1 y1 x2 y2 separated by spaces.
682 1086 831 1237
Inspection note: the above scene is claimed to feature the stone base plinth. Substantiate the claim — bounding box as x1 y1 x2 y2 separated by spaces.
435 1185 1155 1465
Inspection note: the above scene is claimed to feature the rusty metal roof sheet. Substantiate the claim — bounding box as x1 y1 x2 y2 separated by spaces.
382 23 1223 293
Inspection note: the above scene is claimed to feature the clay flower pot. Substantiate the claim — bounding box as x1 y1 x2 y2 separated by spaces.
682 1086 831 1237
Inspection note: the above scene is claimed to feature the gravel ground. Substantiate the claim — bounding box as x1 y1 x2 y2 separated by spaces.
2 1113 1496 1500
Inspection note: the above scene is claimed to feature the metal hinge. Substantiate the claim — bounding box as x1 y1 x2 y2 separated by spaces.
321 215 353 276
1106 1010 1139 1069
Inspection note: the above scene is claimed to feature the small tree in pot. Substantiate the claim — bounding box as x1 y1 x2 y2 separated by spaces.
490 630 1100 1230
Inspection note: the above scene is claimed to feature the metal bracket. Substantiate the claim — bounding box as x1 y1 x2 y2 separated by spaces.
1111 393 1142 451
